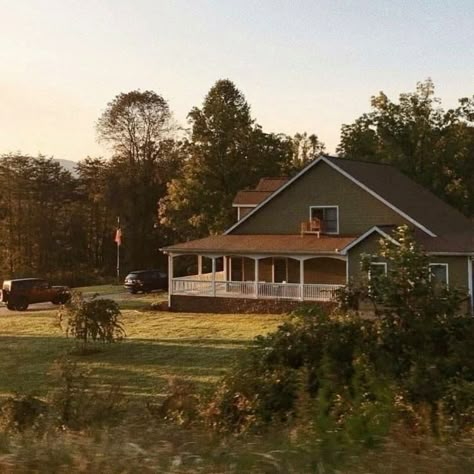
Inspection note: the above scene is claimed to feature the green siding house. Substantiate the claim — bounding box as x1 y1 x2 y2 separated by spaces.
163 156 474 312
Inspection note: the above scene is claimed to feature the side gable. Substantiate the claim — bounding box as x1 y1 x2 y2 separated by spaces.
227 158 418 236
340 226 400 254
225 156 437 237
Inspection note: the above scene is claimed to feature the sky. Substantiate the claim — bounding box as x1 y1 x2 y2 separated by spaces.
0 0 473 162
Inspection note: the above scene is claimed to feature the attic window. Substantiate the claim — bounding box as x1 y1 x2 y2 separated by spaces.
310 206 339 234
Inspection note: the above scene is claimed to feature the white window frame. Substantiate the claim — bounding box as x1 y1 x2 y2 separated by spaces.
368 262 387 280
429 263 449 287
309 205 339 235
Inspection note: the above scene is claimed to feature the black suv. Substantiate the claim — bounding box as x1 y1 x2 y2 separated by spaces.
124 270 168 294
1 278 71 311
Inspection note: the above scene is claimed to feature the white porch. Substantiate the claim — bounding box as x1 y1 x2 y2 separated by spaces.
168 254 346 303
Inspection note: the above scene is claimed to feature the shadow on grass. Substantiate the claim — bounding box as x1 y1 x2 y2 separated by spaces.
0 334 246 399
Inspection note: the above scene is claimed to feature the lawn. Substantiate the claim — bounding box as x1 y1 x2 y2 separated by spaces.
0 288 285 400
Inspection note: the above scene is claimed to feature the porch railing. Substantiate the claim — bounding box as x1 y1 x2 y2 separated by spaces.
171 278 343 302
177 271 225 282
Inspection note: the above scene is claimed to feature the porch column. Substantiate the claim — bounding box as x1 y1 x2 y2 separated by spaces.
254 258 259 298
197 255 203 275
468 256 473 314
223 256 228 281
168 253 174 307
299 258 305 301
211 257 217 297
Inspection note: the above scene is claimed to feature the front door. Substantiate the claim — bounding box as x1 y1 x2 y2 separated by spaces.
273 258 287 283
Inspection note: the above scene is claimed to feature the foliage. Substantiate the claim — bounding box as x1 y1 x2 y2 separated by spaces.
47 356 126 430
337 79 474 217
159 79 324 237
202 228 474 438
58 292 125 350
0 394 48 432
0 154 83 278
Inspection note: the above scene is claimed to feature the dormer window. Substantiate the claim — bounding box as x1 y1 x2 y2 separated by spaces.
310 206 339 234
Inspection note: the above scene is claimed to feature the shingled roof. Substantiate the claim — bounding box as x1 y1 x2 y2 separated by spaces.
233 177 289 206
163 234 357 255
324 156 473 237
228 155 473 239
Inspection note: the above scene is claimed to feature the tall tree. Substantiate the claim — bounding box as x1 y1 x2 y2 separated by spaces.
96 90 182 269
159 79 313 238
337 80 474 217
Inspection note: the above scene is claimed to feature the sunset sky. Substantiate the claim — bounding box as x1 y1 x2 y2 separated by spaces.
1 0 473 162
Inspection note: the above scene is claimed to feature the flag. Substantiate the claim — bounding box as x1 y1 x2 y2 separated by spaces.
114 227 122 246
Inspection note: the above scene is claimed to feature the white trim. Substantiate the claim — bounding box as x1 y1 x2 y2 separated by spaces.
309 205 339 235
429 263 449 287
224 157 323 235
224 155 436 237
368 262 387 280
468 257 473 313
340 226 400 255
168 254 174 307
427 252 474 256
322 158 436 237
232 204 257 208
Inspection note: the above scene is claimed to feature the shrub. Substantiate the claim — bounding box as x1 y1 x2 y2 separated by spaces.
0 394 48 432
48 357 126 430
148 377 200 427
58 292 125 352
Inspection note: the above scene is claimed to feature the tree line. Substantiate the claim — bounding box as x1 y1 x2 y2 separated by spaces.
0 78 472 283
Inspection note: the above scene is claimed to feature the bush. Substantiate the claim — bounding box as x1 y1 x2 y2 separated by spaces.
0 394 48 432
58 292 125 353
48 357 126 430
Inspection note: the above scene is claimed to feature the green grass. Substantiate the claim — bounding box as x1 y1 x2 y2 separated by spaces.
73 284 126 296
0 287 285 399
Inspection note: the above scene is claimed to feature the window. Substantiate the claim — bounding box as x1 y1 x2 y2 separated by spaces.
429 263 449 286
368 262 387 280
310 206 339 234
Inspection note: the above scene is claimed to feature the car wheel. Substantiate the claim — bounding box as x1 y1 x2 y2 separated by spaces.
14 297 29 311
7 303 16 311
130 288 138 295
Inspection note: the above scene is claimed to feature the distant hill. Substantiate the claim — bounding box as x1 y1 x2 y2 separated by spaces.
54 159 79 176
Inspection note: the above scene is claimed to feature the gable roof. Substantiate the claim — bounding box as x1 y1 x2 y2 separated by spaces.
324 157 472 237
225 155 473 238
255 177 289 192
233 191 271 206
340 226 400 254
232 177 289 207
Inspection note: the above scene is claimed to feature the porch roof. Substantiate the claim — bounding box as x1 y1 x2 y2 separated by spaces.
162 234 357 256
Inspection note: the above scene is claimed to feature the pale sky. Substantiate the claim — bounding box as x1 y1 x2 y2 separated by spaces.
1 0 473 162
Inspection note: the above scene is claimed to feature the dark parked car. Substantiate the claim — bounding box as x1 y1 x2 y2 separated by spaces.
124 270 168 294
0 278 71 311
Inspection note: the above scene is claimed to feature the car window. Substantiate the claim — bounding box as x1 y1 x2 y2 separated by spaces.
34 280 49 289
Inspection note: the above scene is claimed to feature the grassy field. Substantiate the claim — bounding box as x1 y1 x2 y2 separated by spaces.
0 287 285 400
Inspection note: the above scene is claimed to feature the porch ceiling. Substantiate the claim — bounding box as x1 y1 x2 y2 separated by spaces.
162 234 358 256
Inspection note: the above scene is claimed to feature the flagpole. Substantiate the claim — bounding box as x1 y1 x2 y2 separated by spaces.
116 216 120 285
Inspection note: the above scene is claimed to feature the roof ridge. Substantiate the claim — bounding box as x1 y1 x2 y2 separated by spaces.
325 154 396 168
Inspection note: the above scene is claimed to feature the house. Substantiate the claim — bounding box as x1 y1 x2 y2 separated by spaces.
162 155 474 313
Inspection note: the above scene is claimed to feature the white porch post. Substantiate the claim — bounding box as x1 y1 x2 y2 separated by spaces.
197 255 203 275
254 258 259 298
299 258 305 301
223 256 228 280
168 253 174 307
468 256 473 315
211 257 217 297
